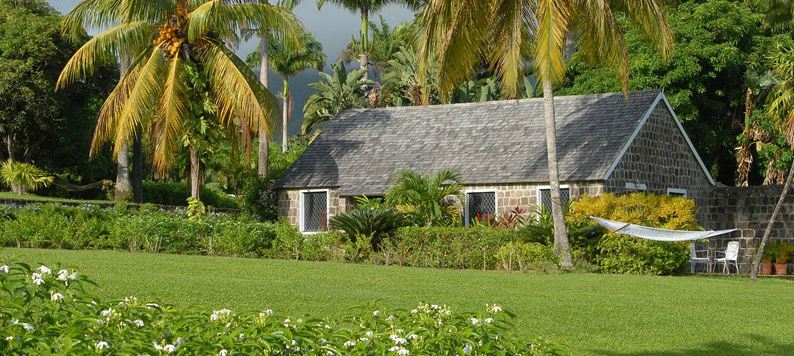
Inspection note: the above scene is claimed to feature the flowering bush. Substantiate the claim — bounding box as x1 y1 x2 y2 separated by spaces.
0 262 565 355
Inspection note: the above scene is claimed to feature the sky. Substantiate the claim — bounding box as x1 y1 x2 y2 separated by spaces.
48 0 415 137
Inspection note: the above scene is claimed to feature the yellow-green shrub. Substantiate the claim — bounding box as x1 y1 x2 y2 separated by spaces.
570 193 699 275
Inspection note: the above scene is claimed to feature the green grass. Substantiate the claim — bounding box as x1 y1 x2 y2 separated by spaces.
3 248 793 355
0 191 110 204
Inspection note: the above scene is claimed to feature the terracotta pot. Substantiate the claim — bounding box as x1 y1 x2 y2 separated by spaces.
774 263 789 276
761 262 774 275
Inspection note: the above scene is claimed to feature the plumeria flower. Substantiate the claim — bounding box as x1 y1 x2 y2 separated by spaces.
408 334 419 340
132 319 145 327
100 308 116 319
372 310 380 317
359 337 369 342
37 266 51 275
484 317 494 324
6 336 13 342
95 341 109 351
0 264 9 273
263 309 273 316
50 292 65 302
176 337 185 345
390 335 407 345
22 323 34 331
365 331 374 338
463 343 473 355
146 303 160 309
389 346 410 355
489 304 503 313
210 309 232 321
470 318 480 325
344 340 357 347
218 349 228 356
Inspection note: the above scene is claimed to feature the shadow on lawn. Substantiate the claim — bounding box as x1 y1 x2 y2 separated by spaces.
591 334 794 355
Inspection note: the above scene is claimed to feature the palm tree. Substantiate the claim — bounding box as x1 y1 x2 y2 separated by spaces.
316 0 418 80
302 60 373 134
417 0 673 268
58 0 300 200
751 43 794 280
249 31 325 152
385 168 463 227
256 0 302 177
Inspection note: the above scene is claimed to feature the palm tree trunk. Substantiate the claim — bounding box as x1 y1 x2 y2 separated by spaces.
115 143 132 200
258 34 270 178
189 144 201 201
282 77 289 153
751 162 794 280
542 78 573 269
359 7 369 81
115 56 132 201
132 124 143 203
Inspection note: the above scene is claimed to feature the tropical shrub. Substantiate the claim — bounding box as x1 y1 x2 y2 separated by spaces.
0 262 565 355
391 227 519 270
495 242 559 272
330 205 403 249
141 181 238 209
471 207 529 229
570 193 699 275
0 161 53 195
385 169 464 227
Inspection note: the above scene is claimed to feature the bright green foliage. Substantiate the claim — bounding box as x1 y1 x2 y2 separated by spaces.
185 197 206 221
141 181 238 209
765 241 794 264
391 227 519 270
495 242 559 272
342 16 418 72
330 205 402 248
0 262 561 355
385 169 463 227
0 161 54 194
559 0 783 183
571 193 699 275
302 60 373 134
240 139 309 221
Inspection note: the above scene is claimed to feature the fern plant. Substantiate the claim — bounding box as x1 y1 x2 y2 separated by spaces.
0 161 53 195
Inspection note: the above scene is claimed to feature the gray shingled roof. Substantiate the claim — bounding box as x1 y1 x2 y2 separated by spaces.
276 90 662 196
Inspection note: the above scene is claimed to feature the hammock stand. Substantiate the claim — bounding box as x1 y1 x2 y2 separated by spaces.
589 216 736 242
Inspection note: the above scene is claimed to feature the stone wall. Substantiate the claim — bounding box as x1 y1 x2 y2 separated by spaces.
277 189 348 231
462 181 604 216
605 102 714 224
706 185 794 273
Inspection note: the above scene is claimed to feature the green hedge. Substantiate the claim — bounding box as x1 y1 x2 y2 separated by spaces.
0 263 565 355
390 227 523 270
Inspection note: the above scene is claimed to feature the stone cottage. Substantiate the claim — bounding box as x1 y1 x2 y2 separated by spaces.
274 90 716 233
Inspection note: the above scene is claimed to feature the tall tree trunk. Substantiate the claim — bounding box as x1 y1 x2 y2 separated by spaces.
359 8 369 80
6 133 14 162
258 34 270 178
282 78 289 153
115 143 132 200
189 144 201 201
114 57 132 201
751 162 794 280
542 79 573 269
132 124 143 203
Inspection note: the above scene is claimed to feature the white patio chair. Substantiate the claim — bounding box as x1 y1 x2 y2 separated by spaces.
689 243 711 273
714 241 740 274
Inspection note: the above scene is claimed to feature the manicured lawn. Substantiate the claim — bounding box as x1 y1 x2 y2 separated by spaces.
2 248 793 355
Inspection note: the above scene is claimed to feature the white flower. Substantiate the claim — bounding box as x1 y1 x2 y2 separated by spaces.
386 315 395 322
33 278 45 286
50 292 64 302
68 272 78 280
100 308 116 318
389 346 409 355
218 349 228 356
131 319 145 327
0 264 9 273
154 343 177 353
365 331 374 337
410 309 418 314
263 309 273 316
395 329 403 334
58 269 69 277
408 334 419 340
211 309 232 321
489 304 503 313
463 343 473 355
470 318 480 325
390 335 407 345
372 310 380 317
95 341 109 350
146 303 160 309
359 337 369 342
238 333 244 341
344 340 357 347
37 266 51 275
22 323 34 331
484 317 494 324
6 336 13 341
176 337 185 345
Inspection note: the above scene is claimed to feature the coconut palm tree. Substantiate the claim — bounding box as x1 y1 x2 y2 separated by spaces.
316 0 419 80
255 0 302 177
58 0 300 200
417 0 673 268
302 60 373 134
751 43 794 280
248 31 325 152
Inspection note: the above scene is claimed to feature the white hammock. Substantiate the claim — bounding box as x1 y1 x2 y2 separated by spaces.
589 216 736 242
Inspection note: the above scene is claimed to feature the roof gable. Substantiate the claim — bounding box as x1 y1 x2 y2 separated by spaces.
276 90 663 195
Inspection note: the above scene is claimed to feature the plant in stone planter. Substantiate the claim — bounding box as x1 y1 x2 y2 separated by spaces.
760 246 775 276
774 242 792 276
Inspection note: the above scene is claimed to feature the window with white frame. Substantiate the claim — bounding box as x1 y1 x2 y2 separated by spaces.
537 186 570 212
624 182 647 192
465 190 496 225
667 188 688 197
301 190 328 232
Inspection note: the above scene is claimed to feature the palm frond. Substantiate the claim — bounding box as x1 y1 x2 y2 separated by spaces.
200 40 280 138
57 21 156 89
570 0 629 92
533 0 569 84
490 0 533 98
91 59 142 158
611 0 674 59
152 57 190 173
188 0 302 48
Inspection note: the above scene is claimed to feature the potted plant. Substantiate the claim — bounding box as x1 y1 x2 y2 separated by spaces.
761 244 775 276
774 242 791 276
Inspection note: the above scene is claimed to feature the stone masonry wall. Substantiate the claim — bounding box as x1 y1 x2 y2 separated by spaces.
462 181 604 216
278 189 348 231
707 185 794 274
605 102 714 224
